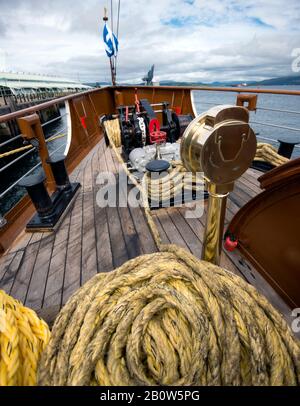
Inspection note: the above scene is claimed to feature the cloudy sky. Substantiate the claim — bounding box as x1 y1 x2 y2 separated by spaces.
0 0 299 83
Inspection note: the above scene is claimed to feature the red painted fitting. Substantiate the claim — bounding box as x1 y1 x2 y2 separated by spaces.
224 236 238 252
80 116 87 129
150 130 167 145
135 89 140 113
149 118 160 133
173 106 182 115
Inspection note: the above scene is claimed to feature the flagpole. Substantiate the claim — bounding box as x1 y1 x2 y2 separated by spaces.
103 7 116 86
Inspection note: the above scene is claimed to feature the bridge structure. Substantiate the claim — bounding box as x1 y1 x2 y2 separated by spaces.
0 72 92 137
0 72 91 111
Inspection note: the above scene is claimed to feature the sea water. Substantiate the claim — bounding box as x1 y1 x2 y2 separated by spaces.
193 85 300 158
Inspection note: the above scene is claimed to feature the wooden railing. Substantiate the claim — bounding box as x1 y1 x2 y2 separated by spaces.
0 85 300 254
0 87 115 253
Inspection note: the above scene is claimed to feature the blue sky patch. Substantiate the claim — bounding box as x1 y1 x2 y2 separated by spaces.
162 16 198 27
247 17 274 29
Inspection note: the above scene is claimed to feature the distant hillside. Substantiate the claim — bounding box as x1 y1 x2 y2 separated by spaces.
160 76 300 87
83 82 109 87
85 75 300 88
251 75 300 86
160 80 206 86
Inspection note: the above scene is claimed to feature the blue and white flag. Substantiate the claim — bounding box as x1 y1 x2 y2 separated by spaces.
103 23 119 58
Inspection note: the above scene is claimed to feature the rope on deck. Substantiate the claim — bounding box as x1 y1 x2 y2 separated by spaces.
145 160 204 203
38 244 300 386
0 290 50 386
255 143 289 167
37 119 300 387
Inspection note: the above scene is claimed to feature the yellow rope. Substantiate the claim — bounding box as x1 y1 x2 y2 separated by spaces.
46 133 66 143
0 145 33 159
146 160 204 202
38 244 300 386
0 133 66 159
0 290 50 386
104 119 122 148
255 143 289 167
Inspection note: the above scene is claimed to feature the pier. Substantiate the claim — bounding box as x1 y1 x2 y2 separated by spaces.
0 72 91 138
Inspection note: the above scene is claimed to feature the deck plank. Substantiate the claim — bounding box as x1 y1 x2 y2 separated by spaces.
0 252 16 281
166 208 202 257
43 213 72 308
10 241 41 303
25 234 55 310
81 151 98 284
94 142 114 273
103 145 129 268
62 171 85 305
0 251 24 294
155 208 190 251
109 148 148 259
110 145 158 255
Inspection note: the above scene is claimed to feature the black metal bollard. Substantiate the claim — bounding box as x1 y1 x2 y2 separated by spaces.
46 154 72 192
277 138 300 159
19 171 54 220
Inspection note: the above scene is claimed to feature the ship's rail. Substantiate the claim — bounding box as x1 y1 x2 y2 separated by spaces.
0 89 79 107
0 85 299 254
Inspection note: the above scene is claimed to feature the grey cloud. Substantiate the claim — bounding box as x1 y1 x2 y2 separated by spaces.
1 0 300 83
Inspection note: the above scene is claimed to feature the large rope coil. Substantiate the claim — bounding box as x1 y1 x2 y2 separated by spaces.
255 143 289 167
38 245 300 386
0 290 50 386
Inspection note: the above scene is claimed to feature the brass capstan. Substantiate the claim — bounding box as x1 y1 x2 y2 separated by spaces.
181 105 257 265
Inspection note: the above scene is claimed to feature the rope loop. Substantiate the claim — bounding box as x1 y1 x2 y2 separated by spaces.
38 245 300 386
0 290 50 386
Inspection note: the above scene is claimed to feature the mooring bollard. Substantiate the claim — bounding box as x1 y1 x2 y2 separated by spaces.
19 171 54 221
18 156 81 231
277 138 300 159
46 154 72 192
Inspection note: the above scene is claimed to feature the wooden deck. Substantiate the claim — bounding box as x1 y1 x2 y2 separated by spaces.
0 139 292 326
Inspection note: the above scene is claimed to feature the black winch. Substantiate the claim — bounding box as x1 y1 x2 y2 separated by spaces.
116 98 193 156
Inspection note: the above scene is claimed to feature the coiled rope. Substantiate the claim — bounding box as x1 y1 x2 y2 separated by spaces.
37 120 300 387
38 244 300 386
104 119 204 204
0 290 50 386
255 143 289 167
105 119 122 147
146 160 204 203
